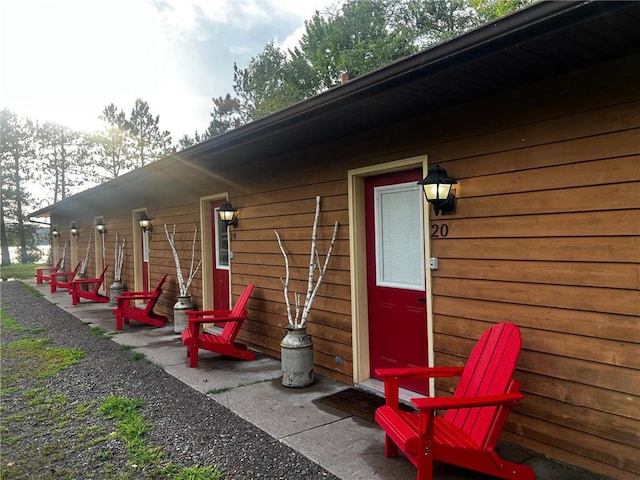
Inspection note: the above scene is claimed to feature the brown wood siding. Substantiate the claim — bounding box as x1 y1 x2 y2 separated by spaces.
418 59 640 478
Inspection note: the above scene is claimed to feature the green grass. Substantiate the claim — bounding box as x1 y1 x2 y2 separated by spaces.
0 262 45 280
1 307 45 334
98 395 224 479
1 307 225 480
2 337 85 378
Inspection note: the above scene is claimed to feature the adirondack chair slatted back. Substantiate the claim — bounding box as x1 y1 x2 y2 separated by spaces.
220 284 254 343
144 274 167 312
444 322 522 449
92 265 109 291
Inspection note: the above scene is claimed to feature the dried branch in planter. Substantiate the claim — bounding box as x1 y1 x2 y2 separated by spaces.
79 232 93 275
275 196 339 328
114 234 126 282
164 224 202 297
60 241 68 270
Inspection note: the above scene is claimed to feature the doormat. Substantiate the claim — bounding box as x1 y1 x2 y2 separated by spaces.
316 388 406 423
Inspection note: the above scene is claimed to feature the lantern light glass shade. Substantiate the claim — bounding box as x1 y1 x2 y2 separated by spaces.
51 225 59 237
95 221 106 234
218 201 238 227
70 222 79 236
138 213 152 231
417 164 457 216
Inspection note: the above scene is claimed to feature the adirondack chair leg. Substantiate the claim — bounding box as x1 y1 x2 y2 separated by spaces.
486 451 536 480
188 345 199 368
416 409 435 480
384 434 398 457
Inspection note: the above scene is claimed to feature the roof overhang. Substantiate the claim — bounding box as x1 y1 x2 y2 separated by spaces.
32 0 640 218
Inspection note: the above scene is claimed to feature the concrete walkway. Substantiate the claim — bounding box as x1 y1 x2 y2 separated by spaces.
30 279 606 480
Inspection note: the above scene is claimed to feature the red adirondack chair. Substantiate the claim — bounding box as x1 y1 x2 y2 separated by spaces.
181 284 255 367
375 322 535 480
35 258 63 285
69 265 109 306
112 274 168 330
50 262 81 293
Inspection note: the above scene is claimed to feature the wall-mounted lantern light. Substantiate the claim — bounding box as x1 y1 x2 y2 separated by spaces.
417 164 457 216
218 201 238 227
95 219 107 235
138 213 153 232
51 225 59 237
70 222 79 237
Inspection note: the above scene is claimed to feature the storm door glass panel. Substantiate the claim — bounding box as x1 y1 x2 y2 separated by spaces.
374 182 425 290
215 207 229 270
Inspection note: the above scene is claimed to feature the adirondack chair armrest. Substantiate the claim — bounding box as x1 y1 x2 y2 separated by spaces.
376 366 464 379
115 293 158 301
411 392 525 411
51 270 75 277
72 277 102 285
186 309 233 319
39 266 59 273
187 310 248 324
117 290 150 297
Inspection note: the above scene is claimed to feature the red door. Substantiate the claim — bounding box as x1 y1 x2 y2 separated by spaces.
212 202 230 310
365 169 429 394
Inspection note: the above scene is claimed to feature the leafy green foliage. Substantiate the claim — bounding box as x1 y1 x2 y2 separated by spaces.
206 0 534 136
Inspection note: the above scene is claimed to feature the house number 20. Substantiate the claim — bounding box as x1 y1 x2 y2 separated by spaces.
431 224 449 238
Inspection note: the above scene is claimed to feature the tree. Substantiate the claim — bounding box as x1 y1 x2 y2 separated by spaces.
89 104 134 181
206 94 243 138
399 0 480 47
127 99 172 167
297 0 416 90
0 109 38 264
471 0 533 23
177 131 205 150
36 122 90 204
233 41 314 121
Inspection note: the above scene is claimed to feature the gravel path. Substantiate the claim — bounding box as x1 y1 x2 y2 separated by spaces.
0 280 337 479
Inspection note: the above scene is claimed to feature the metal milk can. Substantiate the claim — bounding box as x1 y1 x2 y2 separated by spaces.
173 295 195 333
281 326 315 387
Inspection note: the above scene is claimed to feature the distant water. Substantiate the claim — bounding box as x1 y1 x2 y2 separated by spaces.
1 245 50 264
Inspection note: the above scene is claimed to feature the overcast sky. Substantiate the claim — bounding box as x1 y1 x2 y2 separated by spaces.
0 0 336 140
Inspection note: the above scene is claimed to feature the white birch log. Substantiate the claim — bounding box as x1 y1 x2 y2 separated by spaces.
275 196 339 328
80 232 93 275
114 234 126 281
275 229 294 326
164 224 202 297
185 226 203 291
61 241 68 269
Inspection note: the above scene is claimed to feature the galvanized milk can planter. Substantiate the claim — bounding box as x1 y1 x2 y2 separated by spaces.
165 224 202 333
275 196 339 388
173 295 195 333
281 325 315 387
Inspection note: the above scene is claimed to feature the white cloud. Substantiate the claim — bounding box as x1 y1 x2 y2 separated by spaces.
0 0 337 139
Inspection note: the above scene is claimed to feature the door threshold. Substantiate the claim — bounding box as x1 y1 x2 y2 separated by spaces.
355 378 429 407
